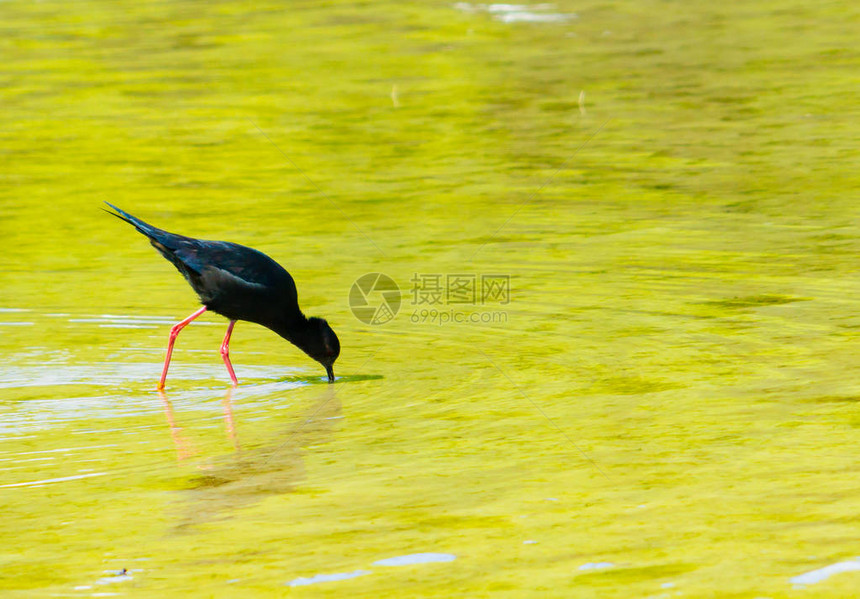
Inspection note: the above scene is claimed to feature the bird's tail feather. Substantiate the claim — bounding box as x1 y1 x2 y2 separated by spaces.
103 202 164 238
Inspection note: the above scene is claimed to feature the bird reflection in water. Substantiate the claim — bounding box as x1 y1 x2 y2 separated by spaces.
157 385 342 529
220 387 240 452
157 390 195 461
157 388 241 460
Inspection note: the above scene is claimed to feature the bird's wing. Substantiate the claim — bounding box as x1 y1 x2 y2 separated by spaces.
167 240 294 297
198 263 268 293
105 203 291 299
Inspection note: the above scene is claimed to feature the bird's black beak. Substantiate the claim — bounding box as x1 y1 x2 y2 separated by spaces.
325 363 335 383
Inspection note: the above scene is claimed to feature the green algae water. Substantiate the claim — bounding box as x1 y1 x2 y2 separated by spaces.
2 0 859 596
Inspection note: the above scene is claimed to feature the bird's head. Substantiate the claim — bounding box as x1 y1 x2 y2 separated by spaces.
303 317 340 382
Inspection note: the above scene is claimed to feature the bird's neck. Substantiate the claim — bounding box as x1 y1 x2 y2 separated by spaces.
274 312 314 352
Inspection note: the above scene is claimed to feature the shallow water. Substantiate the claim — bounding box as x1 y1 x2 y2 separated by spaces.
2 0 859 596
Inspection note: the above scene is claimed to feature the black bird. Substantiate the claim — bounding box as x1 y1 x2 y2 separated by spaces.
104 203 340 389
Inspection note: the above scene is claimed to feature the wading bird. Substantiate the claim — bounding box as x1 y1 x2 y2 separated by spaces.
105 203 340 389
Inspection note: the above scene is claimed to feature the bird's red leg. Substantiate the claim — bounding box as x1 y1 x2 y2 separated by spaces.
220 320 239 387
158 306 208 390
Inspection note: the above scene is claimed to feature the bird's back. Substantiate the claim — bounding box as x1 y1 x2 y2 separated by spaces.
170 238 300 325
106 203 301 327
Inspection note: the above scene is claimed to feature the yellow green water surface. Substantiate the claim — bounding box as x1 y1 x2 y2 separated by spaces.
1 0 859 596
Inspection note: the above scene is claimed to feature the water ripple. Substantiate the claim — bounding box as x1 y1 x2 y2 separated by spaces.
286 570 371 586
373 553 457 566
